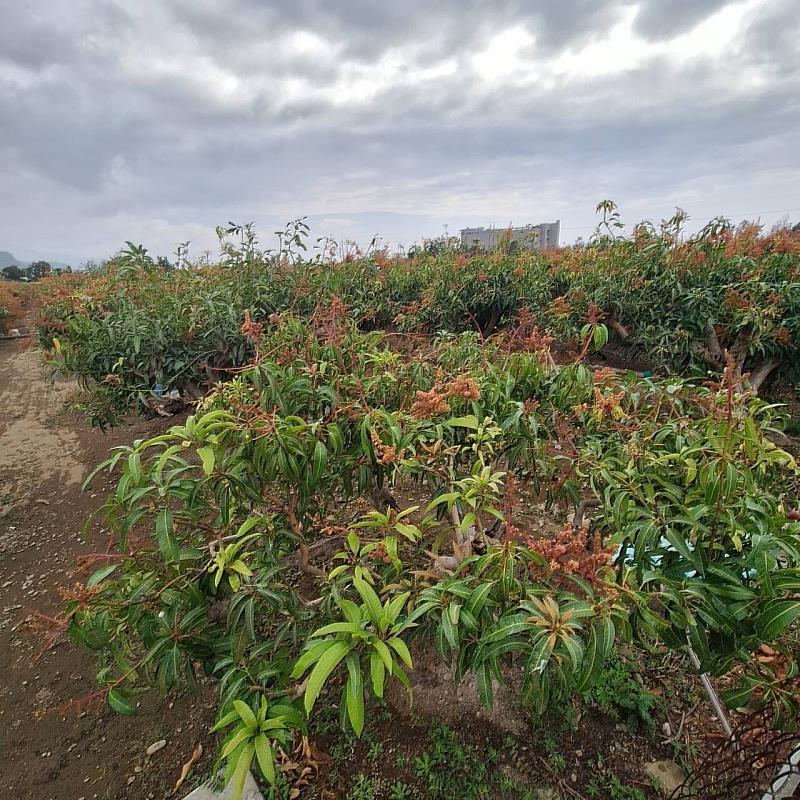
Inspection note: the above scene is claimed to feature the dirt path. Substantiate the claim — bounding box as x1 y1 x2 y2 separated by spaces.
0 339 215 799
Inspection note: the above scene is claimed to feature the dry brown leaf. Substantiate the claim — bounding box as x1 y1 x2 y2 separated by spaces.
308 741 331 767
174 743 203 791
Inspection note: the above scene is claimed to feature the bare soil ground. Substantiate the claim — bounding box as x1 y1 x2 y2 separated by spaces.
0 338 217 799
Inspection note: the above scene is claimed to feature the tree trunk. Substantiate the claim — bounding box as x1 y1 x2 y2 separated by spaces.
746 358 779 395
727 324 755 389
482 306 502 338
695 323 756 391
695 322 725 371
608 310 630 341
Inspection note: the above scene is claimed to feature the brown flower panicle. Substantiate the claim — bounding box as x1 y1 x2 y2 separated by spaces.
592 387 625 420
549 296 572 317
369 428 404 464
410 373 480 418
447 374 481 401
525 524 614 587
241 309 265 343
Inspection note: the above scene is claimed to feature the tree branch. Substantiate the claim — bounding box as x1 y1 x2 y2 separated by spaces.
283 535 344 577
572 498 600 531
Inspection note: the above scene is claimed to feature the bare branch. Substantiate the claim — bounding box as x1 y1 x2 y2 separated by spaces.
572 498 600 531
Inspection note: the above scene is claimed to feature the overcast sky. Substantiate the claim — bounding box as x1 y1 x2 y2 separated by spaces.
1 0 798 264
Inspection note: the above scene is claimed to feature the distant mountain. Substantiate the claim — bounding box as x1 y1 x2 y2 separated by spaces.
0 250 73 270
0 251 24 268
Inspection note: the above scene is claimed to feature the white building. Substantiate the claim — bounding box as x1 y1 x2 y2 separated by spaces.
460 221 560 251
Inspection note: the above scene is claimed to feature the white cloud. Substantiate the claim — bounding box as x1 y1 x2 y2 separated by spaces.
472 26 538 83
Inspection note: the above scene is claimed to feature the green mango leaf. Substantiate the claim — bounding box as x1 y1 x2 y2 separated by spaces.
304 640 353 714
211 708 241 732
197 445 215 476
233 700 258 732
476 662 494 709
345 653 365 736
312 440 328 484
372 639 394 673
370 650 386 698
254 734 275 784
231 743 254 800
107 688 135 716
720 681 756 710
386 636 413 669
353 576 383 628
222 727 254 759
155 508 179 563
445 415 479 429
86 564 118 587
757 600 800 640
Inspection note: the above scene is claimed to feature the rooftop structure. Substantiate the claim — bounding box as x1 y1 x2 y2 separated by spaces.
460 221 560 251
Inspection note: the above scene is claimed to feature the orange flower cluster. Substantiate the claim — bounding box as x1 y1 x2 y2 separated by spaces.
687 250 708 268
368 542 392 564
591 367 619 384
586 302 605 325
573 386 626 422
369 428 404 465
526 524 613 586
410 388 450 419
722 223 768 258
769 229 800 255
775 327 792 347
724 288 751 311
448 374 481 401
766 291 782 306
0 284 25 333
549 295 572 316
410 374 480 419
592 386 625 420
710 221 800 259
311 296 349 342
241 309 264 343
500 308 555 364
524 397 540 415
60 581 103 608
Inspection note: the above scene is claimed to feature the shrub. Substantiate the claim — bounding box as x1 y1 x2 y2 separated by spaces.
61 313 800 800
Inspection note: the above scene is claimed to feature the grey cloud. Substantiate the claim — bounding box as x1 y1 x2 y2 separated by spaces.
632 0 730 39
0 0 798 263
737 0 800 76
